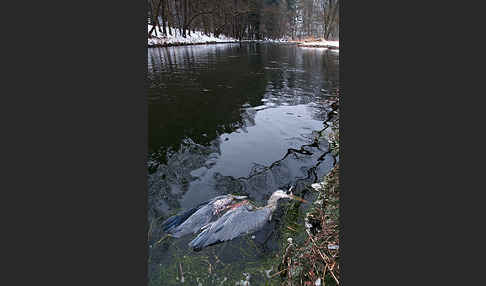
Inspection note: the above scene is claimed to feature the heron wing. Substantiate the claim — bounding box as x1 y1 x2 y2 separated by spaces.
161 195 232 237
170 203 217 237
189 205 271 251
160 200 210 234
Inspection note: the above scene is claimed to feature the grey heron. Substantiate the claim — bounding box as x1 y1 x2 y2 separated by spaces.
188 189 307 251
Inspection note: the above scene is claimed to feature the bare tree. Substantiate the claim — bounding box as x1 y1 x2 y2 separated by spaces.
147 0 339 41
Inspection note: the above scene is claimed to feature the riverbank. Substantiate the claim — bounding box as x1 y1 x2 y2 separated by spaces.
279 165 340 286
148 25 339 49
298 40 339 49
277 97 340 286
148 25 239 47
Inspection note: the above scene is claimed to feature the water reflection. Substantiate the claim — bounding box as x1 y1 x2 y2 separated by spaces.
147 43 339 284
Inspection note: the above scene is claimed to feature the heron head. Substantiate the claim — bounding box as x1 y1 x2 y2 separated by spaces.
272 189 290 199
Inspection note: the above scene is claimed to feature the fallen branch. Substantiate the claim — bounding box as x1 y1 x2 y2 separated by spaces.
270 267 289 278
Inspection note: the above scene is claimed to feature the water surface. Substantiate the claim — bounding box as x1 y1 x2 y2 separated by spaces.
148 43 339 285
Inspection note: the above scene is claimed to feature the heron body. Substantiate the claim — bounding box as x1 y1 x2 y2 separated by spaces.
160 189 305 250
189 190 303 251
189 201 273 251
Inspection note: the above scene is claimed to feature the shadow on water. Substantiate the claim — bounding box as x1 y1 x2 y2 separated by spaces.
148 43 339 285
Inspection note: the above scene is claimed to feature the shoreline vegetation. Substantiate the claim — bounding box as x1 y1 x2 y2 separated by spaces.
148 25 339 50
277 96 340 285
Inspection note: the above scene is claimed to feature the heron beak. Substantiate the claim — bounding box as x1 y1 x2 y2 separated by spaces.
289 195 308 203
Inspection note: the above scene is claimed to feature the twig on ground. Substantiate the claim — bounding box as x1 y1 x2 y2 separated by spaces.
329 268 339 285
270 267 289 278
287 226 297 232
154 234 170 246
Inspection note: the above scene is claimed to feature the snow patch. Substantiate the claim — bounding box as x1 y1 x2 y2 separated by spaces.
298 40 339 49
148 25 239 46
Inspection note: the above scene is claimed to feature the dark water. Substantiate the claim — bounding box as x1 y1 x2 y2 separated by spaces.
148 43 339 285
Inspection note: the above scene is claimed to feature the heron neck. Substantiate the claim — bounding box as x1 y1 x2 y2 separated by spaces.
266 196 280 212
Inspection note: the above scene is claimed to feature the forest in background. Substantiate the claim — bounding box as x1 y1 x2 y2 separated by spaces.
147 0 339 41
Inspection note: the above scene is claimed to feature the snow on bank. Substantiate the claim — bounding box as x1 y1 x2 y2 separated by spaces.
148 25 238 47
261 37 292 43
298 40 339 49
148 25 339 50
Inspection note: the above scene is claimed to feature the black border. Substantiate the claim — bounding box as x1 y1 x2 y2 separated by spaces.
9 1 149 285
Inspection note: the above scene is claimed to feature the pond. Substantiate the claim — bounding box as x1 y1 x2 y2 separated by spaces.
148 43 339 285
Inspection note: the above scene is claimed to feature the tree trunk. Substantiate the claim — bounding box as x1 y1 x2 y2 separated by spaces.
161 0 167 36
324 0 338 39
148 0 163 37
167 0 173 35
182 0 187 37
174 0 182 36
